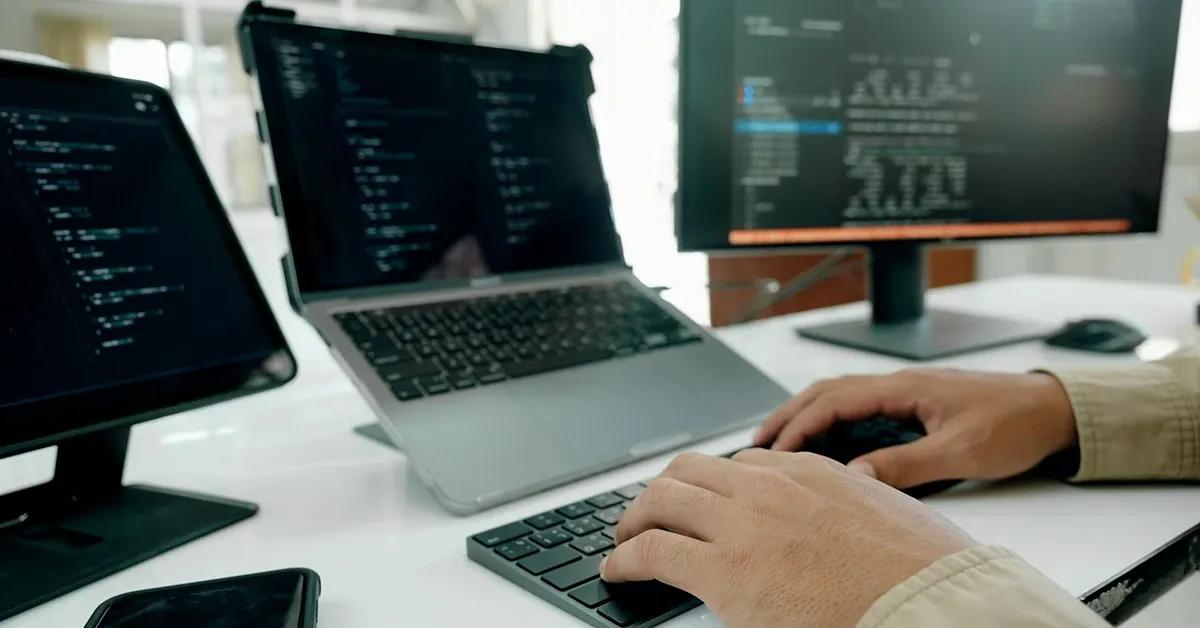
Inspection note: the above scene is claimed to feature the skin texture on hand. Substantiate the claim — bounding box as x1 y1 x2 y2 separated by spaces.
601 450 974 628
753 370 1080 490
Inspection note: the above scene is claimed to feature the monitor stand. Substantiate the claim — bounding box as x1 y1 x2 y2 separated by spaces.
797 243 1051 361
0 427 257 621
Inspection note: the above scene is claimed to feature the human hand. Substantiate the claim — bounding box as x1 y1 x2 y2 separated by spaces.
600 450 974 628
753 370 1078 490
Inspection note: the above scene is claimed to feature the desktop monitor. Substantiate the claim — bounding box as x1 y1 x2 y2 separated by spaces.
679 0 1182 359
0 60 296 619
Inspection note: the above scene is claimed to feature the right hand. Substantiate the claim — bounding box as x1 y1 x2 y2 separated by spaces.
752 369 1080 490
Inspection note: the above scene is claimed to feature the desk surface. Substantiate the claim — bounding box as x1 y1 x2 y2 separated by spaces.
6 219 1200 627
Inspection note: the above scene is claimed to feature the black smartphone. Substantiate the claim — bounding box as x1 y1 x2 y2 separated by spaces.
83 568 320 628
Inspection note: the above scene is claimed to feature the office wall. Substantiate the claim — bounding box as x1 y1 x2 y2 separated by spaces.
979 134 1200 287
0 0 41 53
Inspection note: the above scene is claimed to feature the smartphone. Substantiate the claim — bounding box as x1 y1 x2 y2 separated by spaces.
83 568 320 628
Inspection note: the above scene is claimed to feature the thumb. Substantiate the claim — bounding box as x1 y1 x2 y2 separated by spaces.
848 433 962 490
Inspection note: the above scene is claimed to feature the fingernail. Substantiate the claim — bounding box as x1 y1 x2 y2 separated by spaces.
599 556 609 577
849 460 877 479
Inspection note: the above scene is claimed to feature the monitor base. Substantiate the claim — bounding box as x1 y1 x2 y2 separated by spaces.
798 309 1051 361
0 484 256 621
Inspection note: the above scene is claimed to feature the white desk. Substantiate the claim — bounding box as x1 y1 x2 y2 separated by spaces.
6 221 1200 626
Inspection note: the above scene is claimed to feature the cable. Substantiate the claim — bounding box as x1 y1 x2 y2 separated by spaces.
731 249 863 325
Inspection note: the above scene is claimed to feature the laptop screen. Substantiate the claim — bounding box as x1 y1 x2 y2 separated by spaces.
245 20 624 295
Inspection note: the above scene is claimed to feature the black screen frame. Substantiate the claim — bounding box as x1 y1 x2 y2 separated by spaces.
239 14 626 300
0 60 296 458
84 568 320 628
678 0 1181 253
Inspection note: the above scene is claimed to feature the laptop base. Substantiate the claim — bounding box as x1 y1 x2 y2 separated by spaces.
353 423 399 450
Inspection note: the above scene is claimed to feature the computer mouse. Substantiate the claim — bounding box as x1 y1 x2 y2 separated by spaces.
1045 319 1147 354
801 417 961 498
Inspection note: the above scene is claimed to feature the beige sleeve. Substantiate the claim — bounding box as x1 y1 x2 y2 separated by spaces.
858 546 1108 628
1044 347 1200 481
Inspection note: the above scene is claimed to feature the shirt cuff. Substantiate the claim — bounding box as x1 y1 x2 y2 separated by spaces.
858 546 1106 628
1044 364 1200 482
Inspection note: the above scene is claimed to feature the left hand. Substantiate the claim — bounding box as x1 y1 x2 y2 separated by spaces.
600 450 974 628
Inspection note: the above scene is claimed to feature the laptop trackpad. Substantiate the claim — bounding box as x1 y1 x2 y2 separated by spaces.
522 353 725 461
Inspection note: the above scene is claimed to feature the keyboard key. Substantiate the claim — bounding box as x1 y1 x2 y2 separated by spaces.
451 377 477 390
568 579 613 608
473 522 532 547
378 360 442 382
586 493 625 509
495 539 538 561
530 528 573 548
543 554 602 591
557 501 596 519
524 512 566 530
593 506 624 526
476 372 505 385
562 517 604 537
614 483 646 500
369 352 405 367
597 582 690 626
642 333 669 348
390 384 424 402
518 547 580 576
601 526 617 540
418 378 452 395
569 533 613 556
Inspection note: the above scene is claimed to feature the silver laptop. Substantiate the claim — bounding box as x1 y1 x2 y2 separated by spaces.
237 9 788 514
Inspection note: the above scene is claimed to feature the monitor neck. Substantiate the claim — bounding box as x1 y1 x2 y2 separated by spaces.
868 243 927 324
0 428 128 528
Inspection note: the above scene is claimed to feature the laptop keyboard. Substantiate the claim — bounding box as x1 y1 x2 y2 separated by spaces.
467 480 700 627
334 282 702 402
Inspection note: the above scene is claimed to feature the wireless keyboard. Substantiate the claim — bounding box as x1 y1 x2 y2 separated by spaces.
468 418 962 626
467 480 699 627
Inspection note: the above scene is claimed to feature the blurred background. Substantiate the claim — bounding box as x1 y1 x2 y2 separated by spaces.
1 0 1198 325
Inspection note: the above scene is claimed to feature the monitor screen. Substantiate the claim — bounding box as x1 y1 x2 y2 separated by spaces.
244 20 623 295
0 61 292 452
679 0 1182 250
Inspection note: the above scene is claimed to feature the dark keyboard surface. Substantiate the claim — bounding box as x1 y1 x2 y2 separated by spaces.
469 432 958 627
467 480 699 627
334 283 702 403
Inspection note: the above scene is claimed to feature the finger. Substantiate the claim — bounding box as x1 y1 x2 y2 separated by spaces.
848 431 963 489
771 380 921 452
659 452 744 497
753 378 843 446
616 477 728 545
601 529 715 599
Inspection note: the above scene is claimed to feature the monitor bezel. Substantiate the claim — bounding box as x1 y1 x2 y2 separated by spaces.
677 0 1178 254
0 60 296 458
240 15 626 300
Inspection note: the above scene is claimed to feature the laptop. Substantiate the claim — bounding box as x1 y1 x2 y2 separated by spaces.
236 5 789 515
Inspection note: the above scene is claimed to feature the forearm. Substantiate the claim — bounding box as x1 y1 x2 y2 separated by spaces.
1045 347 1200 482
858 547 1108 628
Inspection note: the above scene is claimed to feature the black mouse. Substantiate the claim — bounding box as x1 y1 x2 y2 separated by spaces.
801 417 961 498
1046 319 1146 354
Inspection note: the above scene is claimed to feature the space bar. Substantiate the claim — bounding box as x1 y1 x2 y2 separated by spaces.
506 348 615 379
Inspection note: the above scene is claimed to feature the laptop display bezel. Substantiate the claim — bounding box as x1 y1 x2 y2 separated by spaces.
239 15 628 305
0 60 296 458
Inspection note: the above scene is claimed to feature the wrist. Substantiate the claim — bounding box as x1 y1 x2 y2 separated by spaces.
1029 372 1079 454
